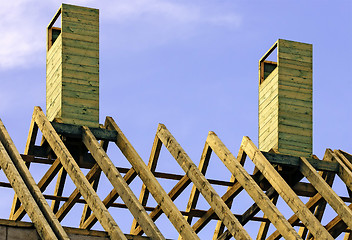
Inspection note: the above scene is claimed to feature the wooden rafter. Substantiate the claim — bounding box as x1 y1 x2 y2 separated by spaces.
0 118 69 240
105 117 200 239
157 124 252 239
207 132 302 240
33 107 127 240
82 126 165 240
241 136 334 240
131 135 162 233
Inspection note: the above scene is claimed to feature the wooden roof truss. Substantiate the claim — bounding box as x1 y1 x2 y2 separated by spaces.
0 106 351 239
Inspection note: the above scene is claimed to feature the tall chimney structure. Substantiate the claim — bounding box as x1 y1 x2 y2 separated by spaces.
46 4 99 127
258 39 312 157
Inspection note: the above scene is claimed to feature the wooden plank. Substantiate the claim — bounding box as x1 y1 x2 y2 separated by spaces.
51 122 116 141
62 20 98 34
278 39 312 51
62 89 98 102
256 195 278 240
131 135 162 232
80 139 106 228
105 117 200 239
62 61 99 74
300 156 352 230
62 10 98 22
279 46 312 58
207 132 302 240
62 46 98 58
157 125 252 239
241 136 334 240
62 53 98 68
55 163 100 221
278 52 312 63
0 119 69 240
33 106 127 240
51 166 68 213
133 174 192 236
267 173 335 240
82 126 165 240
184 142 212 225
10 114 38 220
13 158 63 221
62 74 99 86
81 167 138 230
62 38 99 51
0 141 59 240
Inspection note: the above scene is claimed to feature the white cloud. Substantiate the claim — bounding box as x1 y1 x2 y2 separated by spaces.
0 0 241 70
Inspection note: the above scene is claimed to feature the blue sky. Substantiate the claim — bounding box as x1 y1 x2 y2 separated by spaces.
0 0 351 239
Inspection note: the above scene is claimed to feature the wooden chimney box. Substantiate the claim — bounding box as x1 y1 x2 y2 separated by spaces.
46 4 99 127
258 39 313 157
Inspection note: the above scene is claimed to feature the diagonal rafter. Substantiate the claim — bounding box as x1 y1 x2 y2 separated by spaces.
157 124 252 239
131 135 162 232
323 149 352 238
105 116 200 240
240 135 334 240
13 157 63 220
0 118 69 240
82 126 165 240
213 148 247 240
299 156 352 230
207 132 302 240
10 114 38 220
33 106 127 240
184 142 212 226
81 167 137 230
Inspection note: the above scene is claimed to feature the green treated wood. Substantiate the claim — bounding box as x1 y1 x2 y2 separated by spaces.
47 3 99 128
259 39 312 157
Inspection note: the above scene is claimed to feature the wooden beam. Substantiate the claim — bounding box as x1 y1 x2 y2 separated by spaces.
267 168 335 239
208 133 303 240
33 106 127 240
0 118 69 240
131 135 162 233
298 170 330 239
0 140 59 239
51 166 68 213
241 136 334 240
213 148 246 240
300 156 352 230
55 163 100 221
105 117 200 240
322 150 352 238
51 122 117 141
133 174 192 236
10 115 38 220
80 139 108 227
13 158 62 220
82 126 165 240
185 142 212 226
256 195 278 240
262 152 339 172
157 125 252 240
81 167 138 230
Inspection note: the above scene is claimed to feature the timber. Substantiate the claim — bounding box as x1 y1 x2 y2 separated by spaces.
1 9 351 239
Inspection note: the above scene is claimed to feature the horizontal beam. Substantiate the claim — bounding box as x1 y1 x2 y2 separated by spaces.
51 122 117 141
262 152 339 172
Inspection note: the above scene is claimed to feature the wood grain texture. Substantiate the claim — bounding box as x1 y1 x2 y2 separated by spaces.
47 4 99 127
